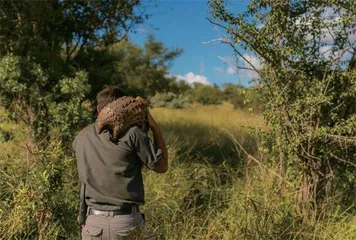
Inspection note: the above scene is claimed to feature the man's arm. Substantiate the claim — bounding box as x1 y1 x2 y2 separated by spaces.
147 111 168 173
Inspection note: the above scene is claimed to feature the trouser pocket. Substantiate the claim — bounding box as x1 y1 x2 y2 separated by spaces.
82 225 103 240
115 225 156 240
114 226 142 240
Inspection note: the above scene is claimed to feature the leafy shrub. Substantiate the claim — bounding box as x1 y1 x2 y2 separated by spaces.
0 55 92 142
222 83 263 112
0 127 12 143
0 140 79 240
188 83 224 105
150 92 191 109
209 0 356 207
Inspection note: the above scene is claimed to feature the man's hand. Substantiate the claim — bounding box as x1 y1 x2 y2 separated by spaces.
136 96 147 105
136 96 159 131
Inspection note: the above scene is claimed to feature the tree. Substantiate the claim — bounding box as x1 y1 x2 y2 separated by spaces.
208 0 356 210
0 0 150 140
0 0 147 99
223 83 245 108
0 55 91 142
0 0 146 63
188 83 224 105
119 34 184 97
74 35 184 98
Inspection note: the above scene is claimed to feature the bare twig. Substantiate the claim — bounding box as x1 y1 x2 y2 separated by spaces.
0 169 15 181
330 153 356 167
66 35 82 62
201 38 229 45
326 134 356 143
225 130 293 187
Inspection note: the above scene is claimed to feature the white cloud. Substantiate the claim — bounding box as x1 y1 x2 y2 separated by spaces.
214 54 262 80
238 54 261 80
227 66 237 74
296 7 355 45
173 72 211 85
213 66 225 73
135 25 148 33
321 7 339 21
257 23 265 29
214 56 237 75
241 70 259 80
213 65 237 75
241 54 261 69
319 45 332 59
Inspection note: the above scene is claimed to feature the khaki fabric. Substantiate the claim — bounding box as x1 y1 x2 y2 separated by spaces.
82 208 152 240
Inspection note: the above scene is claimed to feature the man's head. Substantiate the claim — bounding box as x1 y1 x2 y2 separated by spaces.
96 85 125 113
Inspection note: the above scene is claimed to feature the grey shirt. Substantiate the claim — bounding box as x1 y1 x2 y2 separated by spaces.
73 122 162 211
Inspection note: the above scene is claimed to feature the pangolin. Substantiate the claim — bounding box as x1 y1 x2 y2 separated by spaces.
97 96 148 142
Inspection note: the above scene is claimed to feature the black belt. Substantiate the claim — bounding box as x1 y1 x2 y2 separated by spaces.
88 206 137 216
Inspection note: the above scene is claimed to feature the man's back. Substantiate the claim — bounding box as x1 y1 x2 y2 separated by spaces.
73 86 168 239
73 122 162 211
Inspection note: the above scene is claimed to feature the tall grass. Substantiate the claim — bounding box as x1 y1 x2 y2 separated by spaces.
150 102 263 166
141 103 356 239
0 104 355 239
141 145 356 239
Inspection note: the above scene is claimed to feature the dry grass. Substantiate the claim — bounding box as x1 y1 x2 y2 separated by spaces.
1 104 355 239
151 102 264 132
141 103 356 240
149 103 263 167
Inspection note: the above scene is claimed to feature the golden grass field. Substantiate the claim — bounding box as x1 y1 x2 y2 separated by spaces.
141 103 356 240
149 102 265 166
1 104 355 239
151 102 264 132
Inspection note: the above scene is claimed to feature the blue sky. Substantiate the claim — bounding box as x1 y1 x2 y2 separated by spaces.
129 0 255 87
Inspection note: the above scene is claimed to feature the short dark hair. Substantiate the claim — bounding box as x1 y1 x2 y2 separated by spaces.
96 85 125 112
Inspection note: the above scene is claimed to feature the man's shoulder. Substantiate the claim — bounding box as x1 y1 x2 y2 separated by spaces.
124 126 149 145
72 123 96 148
77 123 96 137
127 126 147 137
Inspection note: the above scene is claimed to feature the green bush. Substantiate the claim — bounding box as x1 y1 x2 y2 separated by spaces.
209 0 356 207
188 83 224 105
150 92 191 109
0 140 79 240
0 55 92 142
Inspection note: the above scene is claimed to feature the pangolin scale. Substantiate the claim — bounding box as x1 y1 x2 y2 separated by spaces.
97 96 148 142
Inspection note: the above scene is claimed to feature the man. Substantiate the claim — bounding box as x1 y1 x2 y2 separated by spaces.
72 86 168 239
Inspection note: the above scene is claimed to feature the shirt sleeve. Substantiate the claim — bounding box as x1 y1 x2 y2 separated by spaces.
129 126 163 170
72 137 77 152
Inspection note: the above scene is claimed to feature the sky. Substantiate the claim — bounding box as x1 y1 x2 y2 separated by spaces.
128 1 355 87
128 0 253 87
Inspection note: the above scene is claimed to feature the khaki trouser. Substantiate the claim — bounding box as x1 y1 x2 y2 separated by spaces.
81 207 155 240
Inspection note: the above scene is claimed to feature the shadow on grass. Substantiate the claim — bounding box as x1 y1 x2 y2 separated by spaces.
158 121 258 168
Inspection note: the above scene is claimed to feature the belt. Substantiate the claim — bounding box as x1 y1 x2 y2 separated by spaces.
88 206 138 216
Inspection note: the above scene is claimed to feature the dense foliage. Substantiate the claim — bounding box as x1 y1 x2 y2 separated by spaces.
0 0 145 61
0 139 78 239
1 0 354 239
76 35 185 98
187 83 224 105
223 83 262 112
209 0 356 209
0 55 92 141
150 92 192 109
